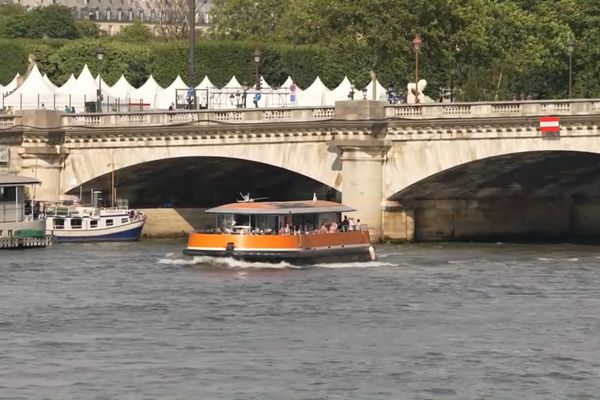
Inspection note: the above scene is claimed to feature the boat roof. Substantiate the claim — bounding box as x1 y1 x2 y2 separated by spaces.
206 200 355 215
0 175 41 187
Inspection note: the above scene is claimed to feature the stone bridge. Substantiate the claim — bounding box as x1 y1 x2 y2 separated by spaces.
3 99 600 242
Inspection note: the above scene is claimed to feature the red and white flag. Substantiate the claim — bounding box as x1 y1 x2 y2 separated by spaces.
539 116 560 133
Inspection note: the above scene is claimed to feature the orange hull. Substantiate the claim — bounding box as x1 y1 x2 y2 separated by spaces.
184 231 372 262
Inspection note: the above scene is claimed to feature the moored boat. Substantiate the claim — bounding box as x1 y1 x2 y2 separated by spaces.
0 175 53 249
44 201 146 242
183 199 375 263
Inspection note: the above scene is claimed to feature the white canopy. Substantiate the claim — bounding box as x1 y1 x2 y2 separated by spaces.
196 76 215 108
4 65 57 110
297 76 331 106
43 74 58 91
129 75 163 109
157 75 188 109
364 78 388 102
105 74 135 101
328 76 353 104
2 73 20 96
56 74 77 94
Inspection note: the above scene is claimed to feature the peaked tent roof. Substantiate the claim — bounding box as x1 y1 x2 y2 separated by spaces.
56 74 77 94
363 79 387 101
74 64 101 98
43 74 58 90
157 75 188 109
2 73 20 95
196 75 215 90
4 64 57 109
222 75 242 90
297 76 331 106
106 74 135 99
129 75 163 108
328 76 353 103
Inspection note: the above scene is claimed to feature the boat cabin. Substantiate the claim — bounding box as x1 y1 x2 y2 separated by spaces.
0 175 44 238
205 200 362 235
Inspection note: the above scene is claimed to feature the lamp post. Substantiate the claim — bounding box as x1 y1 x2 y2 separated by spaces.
95 45 104 112
412 34 423 104
566 37 575 98
451 44 460 102
253 48 262 107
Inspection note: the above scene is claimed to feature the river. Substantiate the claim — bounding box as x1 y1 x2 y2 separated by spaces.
1 241 599 399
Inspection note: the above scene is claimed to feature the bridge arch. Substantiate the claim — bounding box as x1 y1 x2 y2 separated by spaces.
62 141 342 204
384 134 600 199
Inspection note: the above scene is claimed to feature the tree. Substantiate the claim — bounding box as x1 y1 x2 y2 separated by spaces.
3 5 79 39
116 22 154 43
145 0 201 40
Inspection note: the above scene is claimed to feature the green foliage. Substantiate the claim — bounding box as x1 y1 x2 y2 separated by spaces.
76 20 100 39
0 39 28 85
2 0 600 100
3 5 79 39
115 22 154 43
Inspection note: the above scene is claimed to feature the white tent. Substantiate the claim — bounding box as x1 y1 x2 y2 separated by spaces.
271 76 302 107
43 74 58 91
55 74 77 110
363 78 388 102
55 64 101 112
196 76 215 109
129 75 163 109
328 76 353 104
157 75 188 109
4 65 57 110
2 73 20 96
106 74 135 99
297 76 331 106
214 75 244 109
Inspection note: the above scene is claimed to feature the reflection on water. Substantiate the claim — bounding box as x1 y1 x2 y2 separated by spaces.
1 241 599 399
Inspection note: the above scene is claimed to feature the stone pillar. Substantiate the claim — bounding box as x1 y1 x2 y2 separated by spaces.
18 149 69 202
333 100 389 242
337 141 389 242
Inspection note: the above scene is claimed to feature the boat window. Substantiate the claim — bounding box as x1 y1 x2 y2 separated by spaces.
53 219 64 229
106 219 113 227
121 218 128 223
0 186 16 202
90 220 98 228
71 218 82 229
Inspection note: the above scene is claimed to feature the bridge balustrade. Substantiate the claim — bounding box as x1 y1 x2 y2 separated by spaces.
384 99 600 119
59 107 335 127
0 115 18 127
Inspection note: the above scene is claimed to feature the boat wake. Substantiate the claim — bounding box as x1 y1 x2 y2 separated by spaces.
312 260 394 269
158 254 393 270
158 255 298 269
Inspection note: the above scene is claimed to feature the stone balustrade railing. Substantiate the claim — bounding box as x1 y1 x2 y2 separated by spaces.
0 114 19 127
4 99 600 130
60 107 336 127
384 99 600 119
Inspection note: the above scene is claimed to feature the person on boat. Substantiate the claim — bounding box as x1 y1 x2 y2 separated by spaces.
329 221 338 233
340 215 349 231
319 222 328 234
348 217 356 231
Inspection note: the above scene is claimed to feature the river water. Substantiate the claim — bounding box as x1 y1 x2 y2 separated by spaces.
0 241 599 399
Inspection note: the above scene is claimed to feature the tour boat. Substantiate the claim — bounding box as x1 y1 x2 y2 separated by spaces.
183 198 375 263
45 201 146 242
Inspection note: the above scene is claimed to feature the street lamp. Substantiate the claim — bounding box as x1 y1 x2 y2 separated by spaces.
451 44 460 102
253 48 262 89
95 45 104 112
412 34 423 104
566 37 575 98
253 48 262 108
348 83 355 100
